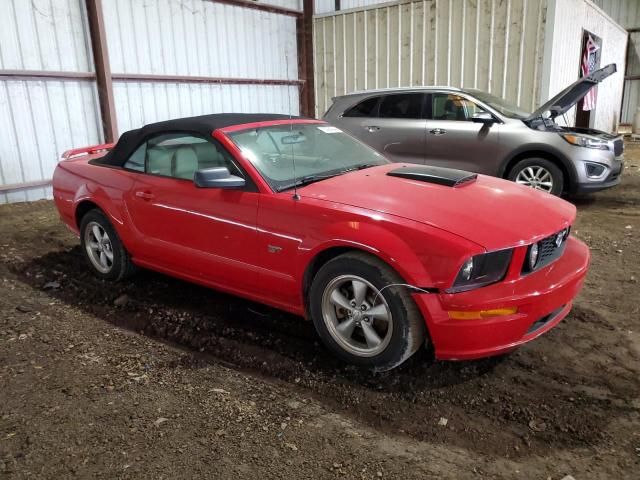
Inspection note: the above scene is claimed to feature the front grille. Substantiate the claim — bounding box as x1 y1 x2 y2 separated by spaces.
522 227 570 274
613 138 623 157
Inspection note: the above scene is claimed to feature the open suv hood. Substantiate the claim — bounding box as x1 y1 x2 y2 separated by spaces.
525 63 616 121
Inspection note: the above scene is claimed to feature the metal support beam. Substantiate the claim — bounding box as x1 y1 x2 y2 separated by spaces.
85 0 118 143
111 73 302 86
0 70 95 81
0 179 52 194
297 0 316 117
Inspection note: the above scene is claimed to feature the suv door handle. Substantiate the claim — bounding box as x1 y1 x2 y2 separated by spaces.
364 125 380 132
429 128 446 135
135 191 154 200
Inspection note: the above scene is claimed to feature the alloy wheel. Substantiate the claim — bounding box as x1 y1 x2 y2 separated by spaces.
321 275 393 357
515 166 554 192
84 221 114 274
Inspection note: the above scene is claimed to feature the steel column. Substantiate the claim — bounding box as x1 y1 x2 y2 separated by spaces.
297 0 316 117
85 0 118 143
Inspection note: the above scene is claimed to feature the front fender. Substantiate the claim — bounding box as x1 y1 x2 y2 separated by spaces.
498 142 578 186
296 217 481 290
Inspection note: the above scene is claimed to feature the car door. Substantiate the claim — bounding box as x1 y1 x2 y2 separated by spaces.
423 92 502 174
123 132 260 291
334 93 427 164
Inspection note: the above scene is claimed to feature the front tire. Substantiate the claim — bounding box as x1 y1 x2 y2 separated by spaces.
507 158 564 196
79 209 135 281
309 252 426 371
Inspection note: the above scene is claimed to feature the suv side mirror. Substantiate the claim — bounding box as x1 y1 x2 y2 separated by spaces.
471 112 495 124
194 167 245 189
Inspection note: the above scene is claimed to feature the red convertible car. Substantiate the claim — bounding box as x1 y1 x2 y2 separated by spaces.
53 113 590 370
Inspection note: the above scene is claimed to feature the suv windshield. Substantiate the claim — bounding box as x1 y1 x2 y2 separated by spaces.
466 90 531 119
227 123 388 191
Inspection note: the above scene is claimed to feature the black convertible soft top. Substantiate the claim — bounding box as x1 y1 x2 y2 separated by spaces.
101 113 303 166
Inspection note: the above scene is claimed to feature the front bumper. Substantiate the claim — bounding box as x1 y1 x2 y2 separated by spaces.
572 158 624 194
414 236 590 360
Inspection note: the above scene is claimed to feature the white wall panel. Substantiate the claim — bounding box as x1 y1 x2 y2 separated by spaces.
314 0 548 116
103 0 298 80
0 0 100 204
315 0 392 15
113 81 300 133
258 0 302 10
0 79 102 204
0 0 93 71
543 0 627 132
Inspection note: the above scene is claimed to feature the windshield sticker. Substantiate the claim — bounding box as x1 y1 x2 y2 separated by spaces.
317 126 342 134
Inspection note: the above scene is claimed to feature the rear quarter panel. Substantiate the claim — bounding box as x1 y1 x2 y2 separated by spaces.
53 156 138 252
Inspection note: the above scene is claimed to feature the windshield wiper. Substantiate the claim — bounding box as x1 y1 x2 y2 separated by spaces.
277 172 343 192
276 163 376 192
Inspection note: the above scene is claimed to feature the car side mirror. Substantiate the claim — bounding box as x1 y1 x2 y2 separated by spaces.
471 112 495 124
194 167 245 189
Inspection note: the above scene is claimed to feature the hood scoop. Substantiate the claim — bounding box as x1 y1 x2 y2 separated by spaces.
387 165 478 187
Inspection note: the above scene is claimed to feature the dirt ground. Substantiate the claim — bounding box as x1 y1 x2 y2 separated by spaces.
1 147 639 479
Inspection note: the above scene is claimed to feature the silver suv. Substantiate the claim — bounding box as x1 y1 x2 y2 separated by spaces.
323 64 623 196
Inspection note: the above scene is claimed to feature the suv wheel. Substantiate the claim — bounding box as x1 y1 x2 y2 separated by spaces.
80 209 135 281
508 158 564 196
309 252 426 371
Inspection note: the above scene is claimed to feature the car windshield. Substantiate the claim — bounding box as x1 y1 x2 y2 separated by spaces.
227 123 389 191
466 90 531 119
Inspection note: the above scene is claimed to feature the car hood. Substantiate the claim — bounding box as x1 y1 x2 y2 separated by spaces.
298 164 576 251
525 63 616 121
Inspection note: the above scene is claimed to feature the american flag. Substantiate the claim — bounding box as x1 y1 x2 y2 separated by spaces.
581 35 600 111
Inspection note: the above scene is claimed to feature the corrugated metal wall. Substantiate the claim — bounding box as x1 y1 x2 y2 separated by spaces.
542 0 627 132
315 0 391 15
0 0 102 204
259 0 302 10
591 0 639 29
622 31 640 124
593 0 640 124
102 0 300 133
313 0 548 117
0 0 303 204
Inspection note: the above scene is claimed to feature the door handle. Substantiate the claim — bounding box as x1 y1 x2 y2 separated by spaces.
135 191 154 200
364 125 380 132
429 128 446 135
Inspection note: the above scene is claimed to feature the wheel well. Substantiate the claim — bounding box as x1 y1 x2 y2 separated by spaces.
75 200 101 228
302 247 353 312
503 151 571 192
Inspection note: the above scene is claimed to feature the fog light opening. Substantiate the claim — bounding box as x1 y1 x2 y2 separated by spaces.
585 162 606 179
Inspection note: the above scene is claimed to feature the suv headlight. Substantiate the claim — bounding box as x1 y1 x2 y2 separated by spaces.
447 249 513 293
560 133 609 151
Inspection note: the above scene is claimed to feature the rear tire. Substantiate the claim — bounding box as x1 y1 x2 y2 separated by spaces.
79 209 135 281
309 252 426 371
507 157 564 196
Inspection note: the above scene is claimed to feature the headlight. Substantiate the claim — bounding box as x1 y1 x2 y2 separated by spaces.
528 243 539 270
560 133 609 151
447 249 513 293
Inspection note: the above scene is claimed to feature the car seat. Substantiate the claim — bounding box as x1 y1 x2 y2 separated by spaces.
172 146 199 180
